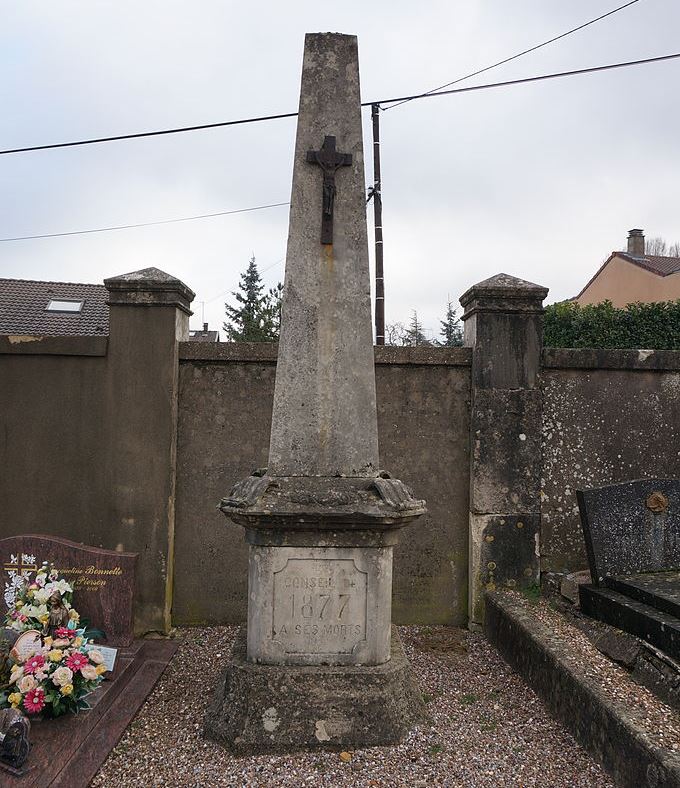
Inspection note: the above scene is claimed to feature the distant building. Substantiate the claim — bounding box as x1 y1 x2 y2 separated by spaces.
0 278 108 335
188 322 219 342
575 229 680 307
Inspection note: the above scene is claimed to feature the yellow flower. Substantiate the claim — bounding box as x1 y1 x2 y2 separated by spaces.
27 590 35 599
95 664 107 675
15 601 24 609
48 649 64 662
39 614 49 624
44 636 53 648
60 684 73 696
8 693 22 707
73 637 83 648
69 609 80 621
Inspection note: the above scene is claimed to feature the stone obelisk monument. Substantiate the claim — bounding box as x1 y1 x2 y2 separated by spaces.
206 32 425 754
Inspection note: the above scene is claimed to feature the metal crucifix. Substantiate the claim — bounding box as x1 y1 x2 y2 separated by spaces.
306 135 352 245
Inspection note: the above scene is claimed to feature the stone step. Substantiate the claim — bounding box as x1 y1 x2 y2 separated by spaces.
604 572 680 620
579 584 680 661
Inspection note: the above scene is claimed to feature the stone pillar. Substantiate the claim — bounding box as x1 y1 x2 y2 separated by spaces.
103 267 194 635
460 273 548 625
205 33 426 755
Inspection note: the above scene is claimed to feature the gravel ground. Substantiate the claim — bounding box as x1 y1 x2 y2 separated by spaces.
531 597 680 750
92 624 615 788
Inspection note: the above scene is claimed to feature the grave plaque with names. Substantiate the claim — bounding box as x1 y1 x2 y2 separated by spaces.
1 535 137 646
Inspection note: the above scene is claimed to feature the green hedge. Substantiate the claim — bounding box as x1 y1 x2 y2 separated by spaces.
543 300 680 349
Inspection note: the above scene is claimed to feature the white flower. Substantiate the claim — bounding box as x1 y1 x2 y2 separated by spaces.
10 665 23 682
45 579 72 596
51 666 73 687
87 649 105 665
33 588 50 605
18 675 37 693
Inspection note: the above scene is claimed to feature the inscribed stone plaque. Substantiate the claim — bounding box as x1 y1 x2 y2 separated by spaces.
1 535 137 646
272 558 367 655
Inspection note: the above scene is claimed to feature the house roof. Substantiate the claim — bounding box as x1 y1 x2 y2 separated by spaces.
0 278 109 336
574 251 680 300
189 329 220 342
616 252 680 276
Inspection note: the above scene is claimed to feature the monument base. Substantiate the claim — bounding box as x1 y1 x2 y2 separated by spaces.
204 627 426 755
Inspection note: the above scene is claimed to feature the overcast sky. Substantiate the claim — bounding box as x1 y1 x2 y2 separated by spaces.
1 0 679 340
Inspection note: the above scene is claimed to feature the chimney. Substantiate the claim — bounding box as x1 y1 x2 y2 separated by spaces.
203 322 208 334
627 228 645 256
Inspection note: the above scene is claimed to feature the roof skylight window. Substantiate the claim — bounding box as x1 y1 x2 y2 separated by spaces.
46 299 84 313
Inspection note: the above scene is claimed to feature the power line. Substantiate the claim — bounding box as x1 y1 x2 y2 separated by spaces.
202 256 286 305
1 49 678 156
0 113 299 156
0 201 290 242
383 0 642 110
375 51 680 105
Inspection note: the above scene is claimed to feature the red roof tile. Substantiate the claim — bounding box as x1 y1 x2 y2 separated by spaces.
0 278 109 336
617 252 680 276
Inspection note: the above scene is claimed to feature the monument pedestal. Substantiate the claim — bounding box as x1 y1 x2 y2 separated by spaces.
205 627 425 755
205 32 427 756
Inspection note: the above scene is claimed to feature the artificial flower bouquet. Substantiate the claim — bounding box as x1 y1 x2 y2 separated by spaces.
1 563 108 718
5 561 78 634
2 629 107 717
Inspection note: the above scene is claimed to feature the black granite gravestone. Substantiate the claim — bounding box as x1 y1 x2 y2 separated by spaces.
577 479 680 660
578 478 680 583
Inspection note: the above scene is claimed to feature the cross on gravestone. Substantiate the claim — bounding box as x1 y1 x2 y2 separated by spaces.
4 554 37 576
306 135 352 244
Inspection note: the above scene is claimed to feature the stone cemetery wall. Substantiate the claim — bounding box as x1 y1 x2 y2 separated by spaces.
5 269 680 633
541 348 680 574
174 342 472 626
0 270 192 637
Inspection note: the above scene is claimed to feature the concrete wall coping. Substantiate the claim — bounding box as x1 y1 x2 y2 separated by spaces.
179 342 472 366
0 335 108 356
543 347 680 372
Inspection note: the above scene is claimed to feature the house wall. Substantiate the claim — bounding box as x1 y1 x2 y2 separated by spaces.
576 255 680 307
172 343 472 627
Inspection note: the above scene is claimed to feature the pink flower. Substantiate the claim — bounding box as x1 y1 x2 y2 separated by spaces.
54 627 73 639
80 664 98 681
23 688 46 714
24 654 45 674
66 652 88 672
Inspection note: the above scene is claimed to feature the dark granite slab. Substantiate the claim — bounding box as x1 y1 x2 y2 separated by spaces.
1 535 137 646
579 584 680 661
576 479 680 583
0 638 178 787
605 572 680 620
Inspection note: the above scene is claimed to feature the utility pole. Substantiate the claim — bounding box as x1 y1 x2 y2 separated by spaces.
371 103 385 345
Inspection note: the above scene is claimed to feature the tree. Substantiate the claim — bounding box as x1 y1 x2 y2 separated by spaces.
645 237 667 256
439 300 464 347
223 257 280 342
670 242 680 257
265 282 284 340
385 322 407 346
404 310 431 346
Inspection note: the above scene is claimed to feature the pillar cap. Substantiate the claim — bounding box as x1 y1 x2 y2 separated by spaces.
460 273 548 319
104 267 195 314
